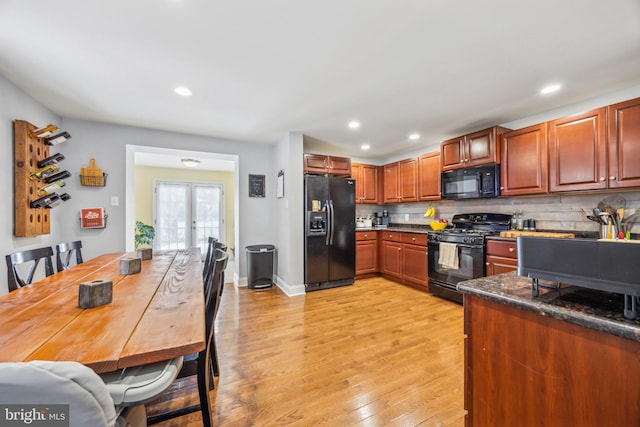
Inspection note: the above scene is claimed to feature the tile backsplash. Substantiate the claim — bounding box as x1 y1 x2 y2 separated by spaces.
356 191 640 234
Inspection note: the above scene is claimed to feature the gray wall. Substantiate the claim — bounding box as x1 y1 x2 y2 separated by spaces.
1 75 300 295
1 75 60 294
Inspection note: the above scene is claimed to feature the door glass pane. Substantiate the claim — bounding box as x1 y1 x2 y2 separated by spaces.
193 184 223 255
156 182 188 250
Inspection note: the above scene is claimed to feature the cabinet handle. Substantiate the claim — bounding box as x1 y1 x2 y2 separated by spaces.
509 248 515 252
486 262 490 266
397 247 401 251
364 234 368 238
609 176 616 180
500 186 504 190
600 177 606 181
412 237 416 241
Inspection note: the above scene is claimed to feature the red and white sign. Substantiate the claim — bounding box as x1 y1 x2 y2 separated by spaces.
80 208 106 229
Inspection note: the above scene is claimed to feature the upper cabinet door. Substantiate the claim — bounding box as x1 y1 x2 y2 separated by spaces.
328 156 352 175
608 97 640 189
360 164 379 203
441 126 506 171
383 162 400 203
304 154 351 176
418 152 441 200
500 123 548 196
466 127 498 167
441 136 465 170
548 107 607 192
399 158 418 202
352 163 379 204
304 154 329 174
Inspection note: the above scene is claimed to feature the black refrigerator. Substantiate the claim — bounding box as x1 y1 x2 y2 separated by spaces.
304 175 356 291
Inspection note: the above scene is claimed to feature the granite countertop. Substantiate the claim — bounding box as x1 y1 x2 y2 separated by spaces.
457 272 640 343
355 224 432 234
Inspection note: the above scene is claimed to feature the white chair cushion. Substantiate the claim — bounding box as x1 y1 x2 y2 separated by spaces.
0 360 117 427
100 357 183 406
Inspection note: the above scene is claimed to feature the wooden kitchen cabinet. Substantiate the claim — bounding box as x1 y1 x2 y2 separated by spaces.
356 231 378 277
351 163 380 204
485 239 517 276
380 238 403 280
401 233 428 290
465 294 640 427
500 123 548 196
379 231 428 291
303 153 351 176
383 157 418 203
607 97 640 189
548 107 607 192
441 126 510 171
418 151 441 200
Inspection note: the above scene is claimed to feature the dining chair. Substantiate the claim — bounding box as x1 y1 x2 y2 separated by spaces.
55 240 84 271
5 246 55 292
202 237 218 285
0 360 146 427
147 248 228 427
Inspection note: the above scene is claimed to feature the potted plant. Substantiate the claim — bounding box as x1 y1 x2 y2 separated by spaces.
135 221 155 260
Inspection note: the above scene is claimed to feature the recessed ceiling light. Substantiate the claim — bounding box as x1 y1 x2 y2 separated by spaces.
174 86 193 97
540 84 561 95
408 133 420 140
348 120 360 129
361 144 371 150
181 158 200 167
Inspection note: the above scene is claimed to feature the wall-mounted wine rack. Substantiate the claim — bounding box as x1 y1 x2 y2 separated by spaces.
13 119 71 237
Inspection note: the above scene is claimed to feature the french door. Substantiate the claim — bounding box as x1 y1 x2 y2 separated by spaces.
154 181 224 255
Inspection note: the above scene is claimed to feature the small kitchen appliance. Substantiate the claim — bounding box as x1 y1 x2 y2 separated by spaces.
375 210 390 228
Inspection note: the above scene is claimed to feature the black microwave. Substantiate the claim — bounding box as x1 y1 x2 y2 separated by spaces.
441 163 500 200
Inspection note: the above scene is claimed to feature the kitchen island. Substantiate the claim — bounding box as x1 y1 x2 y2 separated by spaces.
458 272 640 426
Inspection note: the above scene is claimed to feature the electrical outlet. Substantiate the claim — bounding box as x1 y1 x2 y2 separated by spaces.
405 213 409 222
111 196 119 206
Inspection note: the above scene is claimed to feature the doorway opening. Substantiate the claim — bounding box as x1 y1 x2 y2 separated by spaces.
154 180 225 255
125 144 239 284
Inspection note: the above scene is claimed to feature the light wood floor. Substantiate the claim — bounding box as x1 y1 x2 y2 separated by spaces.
146 277 466 426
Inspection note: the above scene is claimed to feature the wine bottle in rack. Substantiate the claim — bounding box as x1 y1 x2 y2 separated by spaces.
29 124 59 138
44 170 71 183
36 180 66 196
29 164 59 181
30 193 71 209
37 153 65 168
44 131 71 146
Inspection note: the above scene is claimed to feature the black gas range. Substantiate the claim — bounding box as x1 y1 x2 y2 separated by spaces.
427 213 512 303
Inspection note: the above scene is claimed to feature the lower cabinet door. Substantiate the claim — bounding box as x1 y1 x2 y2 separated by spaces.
403 243 428 287
485 255 517 276
381 241 403 279
356 240 378 275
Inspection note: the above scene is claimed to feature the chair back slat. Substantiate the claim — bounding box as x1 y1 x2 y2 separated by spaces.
55 240 83 272
6 247 55 292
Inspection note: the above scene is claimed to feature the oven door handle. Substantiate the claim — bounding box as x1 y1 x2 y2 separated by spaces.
428 243 482 250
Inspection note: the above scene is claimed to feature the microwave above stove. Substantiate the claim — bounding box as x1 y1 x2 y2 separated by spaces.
441 163 500 200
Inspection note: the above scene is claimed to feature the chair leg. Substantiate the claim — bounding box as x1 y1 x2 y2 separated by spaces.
197 349 214 427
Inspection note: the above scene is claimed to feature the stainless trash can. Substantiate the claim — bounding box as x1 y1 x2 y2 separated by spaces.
245 244 275 289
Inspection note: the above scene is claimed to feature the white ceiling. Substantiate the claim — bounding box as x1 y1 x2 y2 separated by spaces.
1 0 640 161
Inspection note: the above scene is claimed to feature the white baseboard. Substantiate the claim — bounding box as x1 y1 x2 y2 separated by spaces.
232 272 305 297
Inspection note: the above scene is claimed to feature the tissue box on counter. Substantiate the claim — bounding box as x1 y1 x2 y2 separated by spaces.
78 279 113 309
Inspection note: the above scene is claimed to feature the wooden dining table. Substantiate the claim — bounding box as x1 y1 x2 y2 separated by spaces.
0 249 205 374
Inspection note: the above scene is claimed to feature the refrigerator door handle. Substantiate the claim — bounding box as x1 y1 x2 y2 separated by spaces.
328 200 335 245
324 200 331 246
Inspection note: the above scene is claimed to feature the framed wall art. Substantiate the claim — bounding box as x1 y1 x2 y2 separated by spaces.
249 174 265 197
